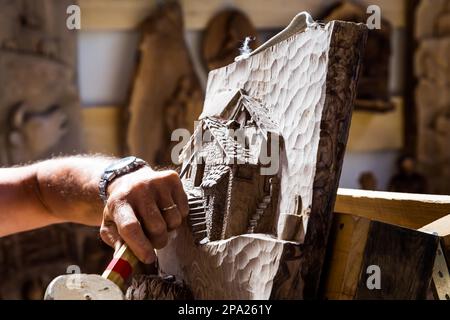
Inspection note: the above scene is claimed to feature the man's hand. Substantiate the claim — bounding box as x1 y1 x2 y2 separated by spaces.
100 167 189 264
0 156 189 265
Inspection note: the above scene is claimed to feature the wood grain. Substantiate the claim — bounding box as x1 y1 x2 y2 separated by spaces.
321 213 370 300
125 1 204 166
298 21 368 299
321 213 439 300
154 18 367 299
335 189 450 230
355 221 438 299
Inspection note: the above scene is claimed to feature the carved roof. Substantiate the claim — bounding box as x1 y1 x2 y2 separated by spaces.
180 90 282 168
201 89 279 137
238 94 279 137
203 118 255 165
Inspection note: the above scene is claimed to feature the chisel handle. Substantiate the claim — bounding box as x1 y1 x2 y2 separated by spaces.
101 243 155 290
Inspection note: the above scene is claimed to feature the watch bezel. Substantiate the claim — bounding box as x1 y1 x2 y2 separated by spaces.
99 157 148 203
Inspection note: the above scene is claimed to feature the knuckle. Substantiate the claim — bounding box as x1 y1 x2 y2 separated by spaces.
120 221 140 236
147 221 167 236
106 196 125 212
133 180 152 193
158 170 180 185
165 170 180 181
152 233 168 249
99 226 109 237
166 214 182 229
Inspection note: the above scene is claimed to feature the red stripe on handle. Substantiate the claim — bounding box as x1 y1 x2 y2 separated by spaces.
106 258 133 281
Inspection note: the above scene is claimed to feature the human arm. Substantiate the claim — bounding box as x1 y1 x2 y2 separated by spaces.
0 156 188 263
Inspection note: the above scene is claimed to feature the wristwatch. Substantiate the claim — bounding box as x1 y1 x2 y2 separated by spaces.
99 156 148 204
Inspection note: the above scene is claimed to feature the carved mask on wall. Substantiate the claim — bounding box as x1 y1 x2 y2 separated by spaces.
0 52 80 165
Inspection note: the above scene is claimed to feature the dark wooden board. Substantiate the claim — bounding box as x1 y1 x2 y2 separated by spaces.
355 221 438 300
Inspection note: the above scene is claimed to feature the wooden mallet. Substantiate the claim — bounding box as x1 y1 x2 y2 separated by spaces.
44 243 146 300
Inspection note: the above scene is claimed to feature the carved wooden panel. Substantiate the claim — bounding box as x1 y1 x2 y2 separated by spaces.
151 15 367 299
0 0 81 165
415 0 450 194
125 1 204 166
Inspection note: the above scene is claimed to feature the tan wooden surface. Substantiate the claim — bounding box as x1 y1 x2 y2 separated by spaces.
81 106 122 156
322 213 370 300
347 97 403 152
79 0 406 31
419 215 450 237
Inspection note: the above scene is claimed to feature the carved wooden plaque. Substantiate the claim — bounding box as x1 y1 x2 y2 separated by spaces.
125 1 204 166
140 14 367 300
0 0 81 165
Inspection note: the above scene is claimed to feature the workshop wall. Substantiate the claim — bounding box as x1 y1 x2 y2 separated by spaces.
415 0 450 194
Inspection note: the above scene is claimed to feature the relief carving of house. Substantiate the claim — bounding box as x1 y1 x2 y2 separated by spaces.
178 90 283 243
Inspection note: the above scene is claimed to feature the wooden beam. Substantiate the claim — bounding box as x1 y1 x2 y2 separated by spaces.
321 213 370 299
419 215 450 301
420 215 450 237
354 220 437 299
335 189 450 230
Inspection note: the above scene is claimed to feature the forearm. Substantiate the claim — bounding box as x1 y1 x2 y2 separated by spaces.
0 155 188 263
0 156 114 236
35 156 115 226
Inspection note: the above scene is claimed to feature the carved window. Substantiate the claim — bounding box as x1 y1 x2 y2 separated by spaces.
185 165 192 179
194 162 205 187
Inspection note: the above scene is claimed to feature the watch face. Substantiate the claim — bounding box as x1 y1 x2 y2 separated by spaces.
106 156 137 173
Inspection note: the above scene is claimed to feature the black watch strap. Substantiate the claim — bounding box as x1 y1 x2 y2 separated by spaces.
99 156 148 203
